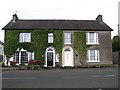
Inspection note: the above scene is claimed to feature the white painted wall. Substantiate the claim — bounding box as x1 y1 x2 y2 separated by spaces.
0 44 3 56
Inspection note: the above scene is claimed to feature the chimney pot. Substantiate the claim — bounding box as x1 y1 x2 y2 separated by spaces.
96 14 103 22
12 14 18 22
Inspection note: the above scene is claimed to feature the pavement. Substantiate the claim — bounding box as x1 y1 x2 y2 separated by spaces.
1 67 118 88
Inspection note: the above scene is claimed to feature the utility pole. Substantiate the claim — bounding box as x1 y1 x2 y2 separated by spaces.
118 24 120 37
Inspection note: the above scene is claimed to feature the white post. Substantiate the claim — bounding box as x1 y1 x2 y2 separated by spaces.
19 51 21 65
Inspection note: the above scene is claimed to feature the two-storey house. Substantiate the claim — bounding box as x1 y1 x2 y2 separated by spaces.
2 14 113 67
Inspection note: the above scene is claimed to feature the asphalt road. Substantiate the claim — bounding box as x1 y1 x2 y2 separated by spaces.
2 68 118 88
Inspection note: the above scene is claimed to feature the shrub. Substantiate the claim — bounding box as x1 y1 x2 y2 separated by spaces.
10 61 16 66
28 60 40 65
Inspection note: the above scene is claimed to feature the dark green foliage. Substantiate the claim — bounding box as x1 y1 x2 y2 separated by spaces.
74 32 90 64
53 30 63 53
4 30 62 64
112 35 120 52
4 30 19 57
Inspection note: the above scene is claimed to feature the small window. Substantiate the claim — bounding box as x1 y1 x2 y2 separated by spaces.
87 50 100 62
86 32 99 44
48 33 53 43
64 32 71 44
19 33 31 42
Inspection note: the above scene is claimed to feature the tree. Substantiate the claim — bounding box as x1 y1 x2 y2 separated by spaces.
112 35 120 52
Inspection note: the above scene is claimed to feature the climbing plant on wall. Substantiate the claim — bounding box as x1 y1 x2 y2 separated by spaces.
4 30 63 64
74 31 90 65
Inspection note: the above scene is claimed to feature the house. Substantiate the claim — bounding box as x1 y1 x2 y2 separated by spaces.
2 14 113 67
0 40 4 62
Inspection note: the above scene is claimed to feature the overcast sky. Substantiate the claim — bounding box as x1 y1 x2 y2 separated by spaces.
0 0 119 42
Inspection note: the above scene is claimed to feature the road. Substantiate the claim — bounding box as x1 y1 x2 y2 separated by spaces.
2 68 118 88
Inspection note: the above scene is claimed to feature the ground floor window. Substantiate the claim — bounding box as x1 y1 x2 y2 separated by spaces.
87 50 100 62
14 49 34 65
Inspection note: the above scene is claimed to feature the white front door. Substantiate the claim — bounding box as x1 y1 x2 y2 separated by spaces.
64 51 71 66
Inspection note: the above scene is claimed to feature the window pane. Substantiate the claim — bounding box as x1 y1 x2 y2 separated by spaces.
24 33 31 42
96 33 99 43
28 52 34 60
97 50 99 61
14 52 19 63
21 52 28 63
89 32 94 43
64 32 71 44
19 33 23 42
32 52 35 60
90 50 95 60
48 33 53 43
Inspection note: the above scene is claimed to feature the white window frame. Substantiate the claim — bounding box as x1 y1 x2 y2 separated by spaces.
86 32 99 45
48 33 53 43
14 49 35 65
87 50 100 62
19 33 31 43
64 32 71 45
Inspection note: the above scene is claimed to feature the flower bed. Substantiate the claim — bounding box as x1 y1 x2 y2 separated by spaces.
28 60 41 65
9 61 16 66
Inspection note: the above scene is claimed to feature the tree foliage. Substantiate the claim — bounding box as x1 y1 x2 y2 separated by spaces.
112 35 120 52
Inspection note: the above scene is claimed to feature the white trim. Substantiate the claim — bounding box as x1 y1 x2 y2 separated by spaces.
19 51 21 64
87 61 100 62
45 47 55 67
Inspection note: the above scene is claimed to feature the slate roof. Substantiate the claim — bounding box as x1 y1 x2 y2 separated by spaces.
2 14 113 31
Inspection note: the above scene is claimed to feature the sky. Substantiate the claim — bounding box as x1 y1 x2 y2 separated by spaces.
0 0 119 42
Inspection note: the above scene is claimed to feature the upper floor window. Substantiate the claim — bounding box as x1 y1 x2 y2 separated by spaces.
19 33 31 43
48 33 53 43
64 32 71 44
86 32 99 44
87 50 100 62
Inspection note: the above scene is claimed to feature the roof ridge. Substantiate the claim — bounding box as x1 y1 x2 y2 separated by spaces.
17 19 96 21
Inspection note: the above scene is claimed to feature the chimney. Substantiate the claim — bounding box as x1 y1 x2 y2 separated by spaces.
96 14 103 22
12 14 18 22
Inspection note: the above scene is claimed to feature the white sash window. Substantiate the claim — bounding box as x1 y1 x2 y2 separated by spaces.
19 33 31 42
64 32 71 44
48 33 53 43
86 32 99 44
87 50 100 62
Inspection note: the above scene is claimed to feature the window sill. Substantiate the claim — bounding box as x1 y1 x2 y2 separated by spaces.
87 61 100 63
19 42 31 43
64 43 71 45
86 43 99 45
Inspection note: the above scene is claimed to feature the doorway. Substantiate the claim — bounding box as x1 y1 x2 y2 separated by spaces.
45 47 55 67
62 46 74 67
